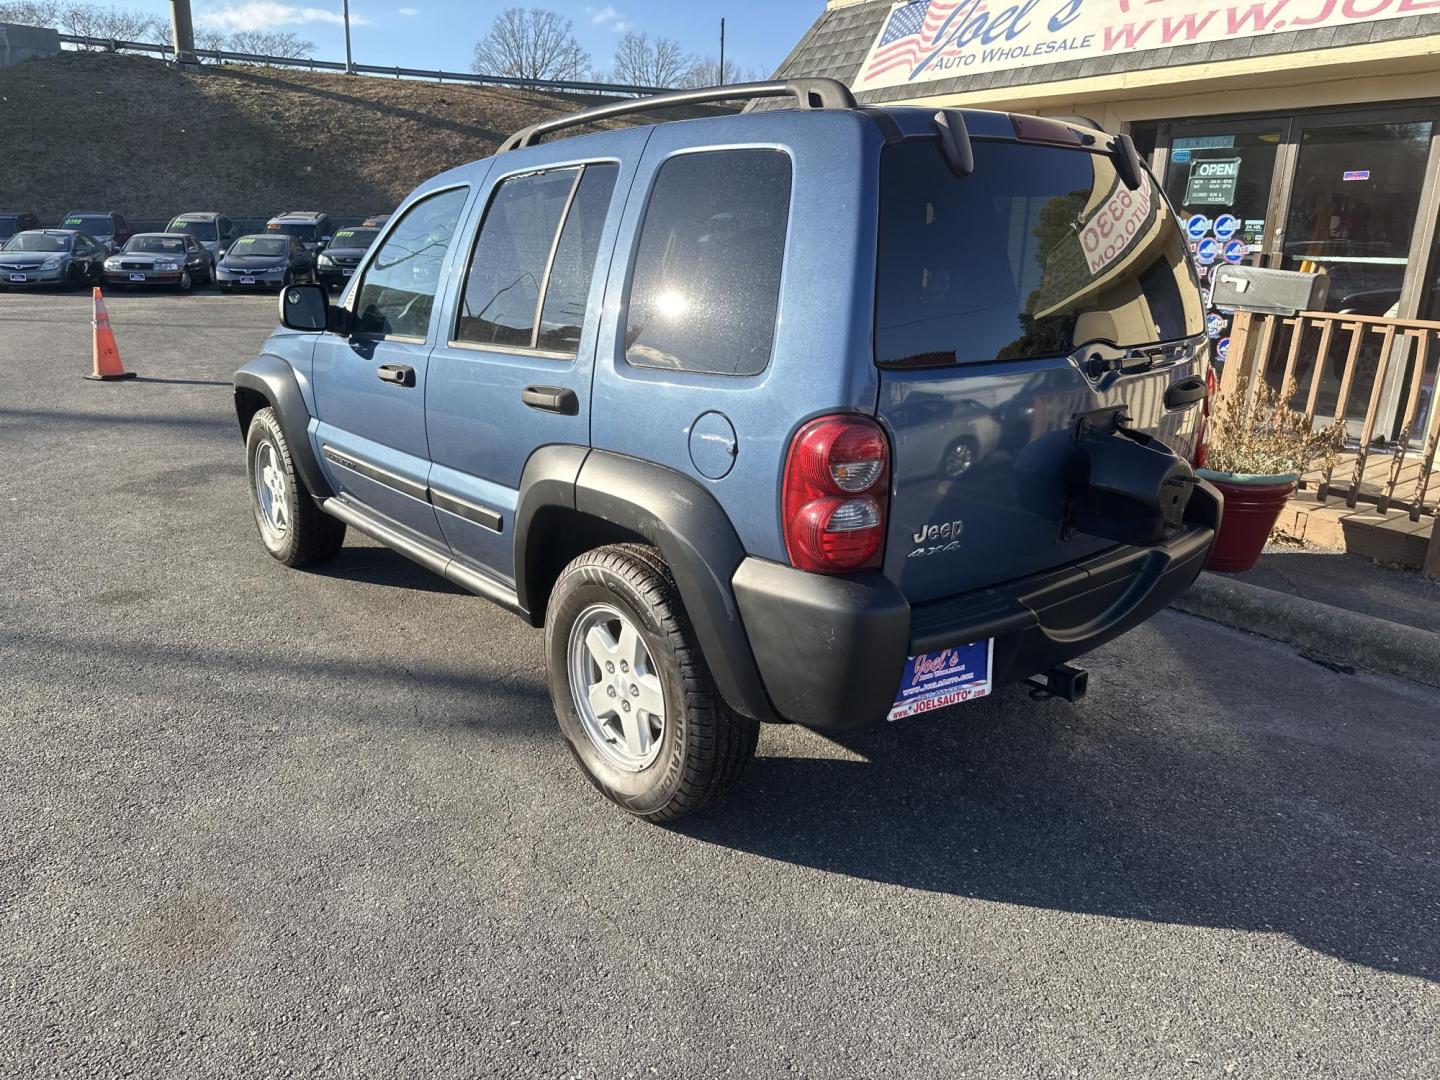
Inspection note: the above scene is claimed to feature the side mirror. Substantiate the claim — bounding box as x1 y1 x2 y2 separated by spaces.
279 283 330 332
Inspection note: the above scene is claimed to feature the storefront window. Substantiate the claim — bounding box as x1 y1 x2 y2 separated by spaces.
1282 121 1432 317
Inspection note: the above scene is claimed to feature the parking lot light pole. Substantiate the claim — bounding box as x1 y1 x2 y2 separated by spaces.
169 0 199 68
343 0 354 74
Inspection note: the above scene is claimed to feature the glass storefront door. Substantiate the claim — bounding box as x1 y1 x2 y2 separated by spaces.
1281 119 1432 317
1161 120 1288 362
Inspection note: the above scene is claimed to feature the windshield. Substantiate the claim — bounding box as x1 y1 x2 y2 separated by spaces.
3 233 67 252
228 236 288 259
268 222 317 241
328 227 379 249
126 236 187 255
63 215 110 234
876 140 1204 367
168 219 218 241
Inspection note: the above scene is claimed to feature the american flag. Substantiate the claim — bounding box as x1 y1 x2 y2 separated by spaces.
864 2 962 80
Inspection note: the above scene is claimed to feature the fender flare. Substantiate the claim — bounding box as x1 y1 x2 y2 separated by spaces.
514 448 778 724
233 353 334 501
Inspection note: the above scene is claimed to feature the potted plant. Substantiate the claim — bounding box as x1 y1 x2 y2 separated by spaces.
1198 378 1345 573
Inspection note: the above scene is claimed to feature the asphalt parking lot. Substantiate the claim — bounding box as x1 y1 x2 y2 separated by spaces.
1 290 1437 1079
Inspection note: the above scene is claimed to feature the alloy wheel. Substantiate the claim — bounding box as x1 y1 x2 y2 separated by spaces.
566 603 667 772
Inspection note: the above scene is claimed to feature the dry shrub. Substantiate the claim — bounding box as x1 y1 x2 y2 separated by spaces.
1206 378 1345 477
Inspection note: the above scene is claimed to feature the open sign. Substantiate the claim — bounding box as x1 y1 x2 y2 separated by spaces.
1185 157 1242 205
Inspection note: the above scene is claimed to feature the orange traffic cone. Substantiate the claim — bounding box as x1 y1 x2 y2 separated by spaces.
84 287 136 381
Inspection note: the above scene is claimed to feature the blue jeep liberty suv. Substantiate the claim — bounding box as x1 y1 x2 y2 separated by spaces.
234 80 1221 821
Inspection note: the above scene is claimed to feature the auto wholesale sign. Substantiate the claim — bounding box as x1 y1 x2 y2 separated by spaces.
853 0 1440 92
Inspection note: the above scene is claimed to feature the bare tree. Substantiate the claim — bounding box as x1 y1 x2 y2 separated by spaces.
227 30 316 61
610 31 691 88
471 8 590 84
55 2 160 45
152 19 230 61
0 1 62 27
682 56 764 89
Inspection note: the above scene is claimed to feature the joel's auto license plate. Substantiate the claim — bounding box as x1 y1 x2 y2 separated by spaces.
240 276 255 285
8 274 25 282
888 639 993 721
342 268 355 276
129 273 146 282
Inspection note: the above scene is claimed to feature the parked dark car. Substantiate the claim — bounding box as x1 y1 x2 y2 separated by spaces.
0 212 40 244
314 225 380 290
234 83 1223 821
361 213 391 228
102 233 213 291
216 234 315 292
166 212 237 262
59 211 131 253
265 211 332 255
0 229 107 289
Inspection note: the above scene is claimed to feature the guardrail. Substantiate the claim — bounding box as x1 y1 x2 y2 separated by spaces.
56 34 668 96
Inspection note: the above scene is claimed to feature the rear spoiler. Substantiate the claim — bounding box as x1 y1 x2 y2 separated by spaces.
934 110 1146 190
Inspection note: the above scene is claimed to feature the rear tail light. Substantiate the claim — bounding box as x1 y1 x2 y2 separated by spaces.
1193 364 1218 468
782 415 890 573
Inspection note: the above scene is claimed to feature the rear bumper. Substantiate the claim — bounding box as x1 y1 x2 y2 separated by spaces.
733 481 1221 731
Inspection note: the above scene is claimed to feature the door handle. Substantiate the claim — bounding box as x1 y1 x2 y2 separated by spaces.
522 385 579 415
1163 375 1208 410
377 363 415 387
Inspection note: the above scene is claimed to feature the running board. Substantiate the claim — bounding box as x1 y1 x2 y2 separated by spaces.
319 496 528 619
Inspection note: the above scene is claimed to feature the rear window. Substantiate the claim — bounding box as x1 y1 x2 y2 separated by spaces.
876 140 1203 368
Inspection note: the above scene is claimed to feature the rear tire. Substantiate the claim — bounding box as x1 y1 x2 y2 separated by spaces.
245 407 345 568
545 544 758 823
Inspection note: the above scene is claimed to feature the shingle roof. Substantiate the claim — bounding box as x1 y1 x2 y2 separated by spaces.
771 2 1440 104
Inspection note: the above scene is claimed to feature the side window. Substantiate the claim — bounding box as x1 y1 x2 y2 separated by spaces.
352 187 467 340
624 150 792 376
455 162 618 353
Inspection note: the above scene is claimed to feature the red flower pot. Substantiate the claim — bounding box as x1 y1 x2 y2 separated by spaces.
1197 469 1299 573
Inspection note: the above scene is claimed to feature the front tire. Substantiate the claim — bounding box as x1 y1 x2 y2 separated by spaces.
177 269 193 292
545 544 759 823
245 407 345 567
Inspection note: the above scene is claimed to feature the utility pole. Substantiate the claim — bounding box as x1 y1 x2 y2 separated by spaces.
343 0 354 74
718 18 725 86
169 0 198 68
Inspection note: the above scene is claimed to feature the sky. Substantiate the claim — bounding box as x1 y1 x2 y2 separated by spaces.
118 2 823 80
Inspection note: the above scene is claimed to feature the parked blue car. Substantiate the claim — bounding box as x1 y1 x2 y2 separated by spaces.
233 80 1221 821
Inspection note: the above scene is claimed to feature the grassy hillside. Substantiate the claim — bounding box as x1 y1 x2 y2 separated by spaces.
0 51 707 222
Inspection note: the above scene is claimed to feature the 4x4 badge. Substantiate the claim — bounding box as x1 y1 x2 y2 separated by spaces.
909 519 963 557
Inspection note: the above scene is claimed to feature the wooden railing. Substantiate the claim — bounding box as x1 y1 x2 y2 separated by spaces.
1220 308 1440 576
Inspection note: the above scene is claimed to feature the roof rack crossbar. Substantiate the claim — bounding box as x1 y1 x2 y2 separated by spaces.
498 78 858 153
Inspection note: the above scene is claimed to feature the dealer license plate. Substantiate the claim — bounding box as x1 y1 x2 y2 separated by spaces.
888 639 993 721
129 273 146 282
342 268 354 276
240 276 255 285
8 274 25 282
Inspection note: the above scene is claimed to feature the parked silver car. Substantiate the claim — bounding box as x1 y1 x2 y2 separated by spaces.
0 229 107 289
166 212 237 261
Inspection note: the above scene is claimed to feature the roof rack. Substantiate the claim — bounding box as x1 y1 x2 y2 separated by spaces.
499 78 858 153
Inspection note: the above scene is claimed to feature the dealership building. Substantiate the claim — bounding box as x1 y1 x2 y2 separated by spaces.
776 0 1440 328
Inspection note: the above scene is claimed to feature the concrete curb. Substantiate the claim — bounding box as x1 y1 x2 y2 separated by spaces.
1171 572 1440 688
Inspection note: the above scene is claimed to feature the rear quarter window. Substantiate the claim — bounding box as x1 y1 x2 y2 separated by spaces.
876 140 1203 368
623 149 792 377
